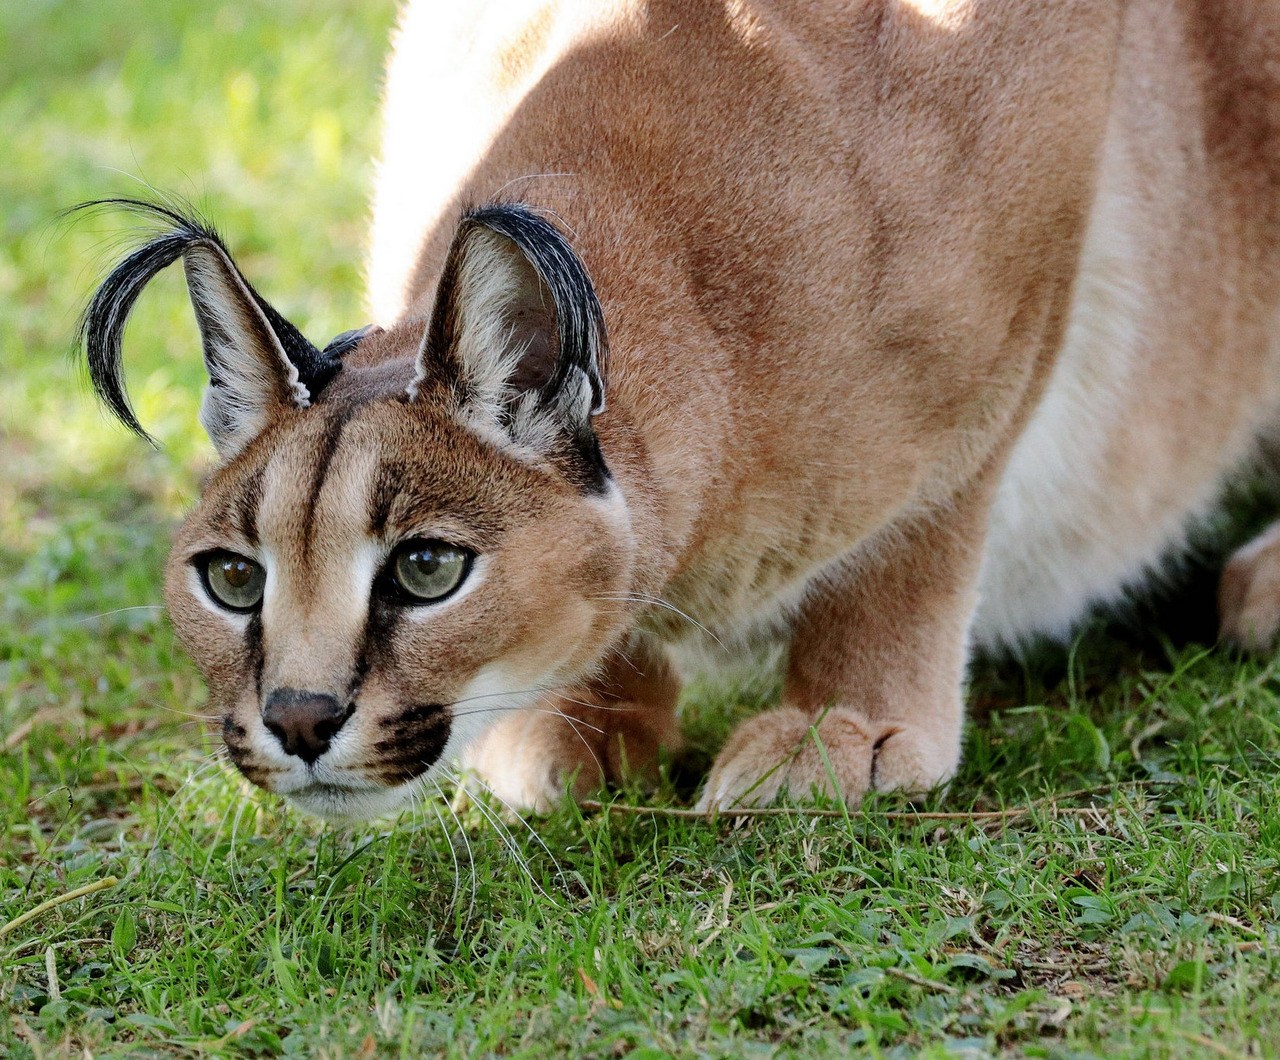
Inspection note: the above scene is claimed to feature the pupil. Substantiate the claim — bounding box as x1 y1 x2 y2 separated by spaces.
223 560 251 588
412 551 440 574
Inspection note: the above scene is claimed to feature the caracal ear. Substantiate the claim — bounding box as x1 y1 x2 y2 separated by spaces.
182 244 317 457
409 203 608 475
77 199 342 458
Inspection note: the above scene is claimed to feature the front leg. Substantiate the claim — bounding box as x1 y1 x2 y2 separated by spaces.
462 637 681 812
699 497 988 809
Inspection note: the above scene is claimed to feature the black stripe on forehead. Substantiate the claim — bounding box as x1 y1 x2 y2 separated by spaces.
299 404 361 546
236 465 265 547
368 460 397 540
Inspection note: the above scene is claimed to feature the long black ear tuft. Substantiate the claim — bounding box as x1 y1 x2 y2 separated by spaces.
73 198 342 452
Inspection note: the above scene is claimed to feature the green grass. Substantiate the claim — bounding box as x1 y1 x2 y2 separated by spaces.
4 2 1280 1055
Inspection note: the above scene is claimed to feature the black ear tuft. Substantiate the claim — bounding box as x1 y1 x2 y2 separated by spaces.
72 198 341 446
322 324 383 360
247 288 343 396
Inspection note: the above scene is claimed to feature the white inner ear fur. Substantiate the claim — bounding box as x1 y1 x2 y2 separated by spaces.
409 228 589 459
503 364 594 455
452 231 545 417
185 246 309 459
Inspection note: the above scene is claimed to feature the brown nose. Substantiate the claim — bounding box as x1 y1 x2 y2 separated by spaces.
262 689 351 763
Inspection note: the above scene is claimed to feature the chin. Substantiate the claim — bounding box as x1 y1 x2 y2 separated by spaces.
282 780 422 823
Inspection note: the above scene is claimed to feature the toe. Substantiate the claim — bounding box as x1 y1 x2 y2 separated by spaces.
1220 549 1280 653
869 725 958 793
698 706 877 810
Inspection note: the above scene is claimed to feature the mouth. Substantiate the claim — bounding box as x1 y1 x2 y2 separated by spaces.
281 779 420 822
221 746 434 821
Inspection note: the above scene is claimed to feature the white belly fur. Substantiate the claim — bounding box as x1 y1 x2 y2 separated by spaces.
975 107 1275 650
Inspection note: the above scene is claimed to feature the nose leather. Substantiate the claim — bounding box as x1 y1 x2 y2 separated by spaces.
262 689 351 763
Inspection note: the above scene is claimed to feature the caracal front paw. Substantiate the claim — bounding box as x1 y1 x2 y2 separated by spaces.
462 707 606 813
462 696 680 812
695 705 959 811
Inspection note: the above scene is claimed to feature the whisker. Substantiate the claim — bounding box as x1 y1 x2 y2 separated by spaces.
545 692 635 715
226 794 254 905
145 750 241 875
156 705 222 722
456 771 549 902
407 783 461 919
543 708 605 784
159 752 227 816
591 592 726 648
454 767 566 897
446 684 636 717
70 604 165 625
451 705 608 736
488 171 576 200
447 683 597 708
430 775 477 926
449 687 540 706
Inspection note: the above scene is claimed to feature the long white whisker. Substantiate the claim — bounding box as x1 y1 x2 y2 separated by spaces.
449 686 547 707
227 794 254 905
451 705 608 736
155 752 227 834
430 775 477 925
71 604 166 625
488 171 576 199
449 685 636 717
410 784 461 920
592 592 726 648
544 692 635 715
156 705 222 722
544 708 605 785
458 772 549 902
470 694 635 715
458 770 565 897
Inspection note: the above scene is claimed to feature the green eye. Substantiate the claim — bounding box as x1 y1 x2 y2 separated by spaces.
391 540 471 603
201 552 266 611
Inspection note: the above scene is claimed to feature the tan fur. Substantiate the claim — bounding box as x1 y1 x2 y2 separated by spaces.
162 0 1280 816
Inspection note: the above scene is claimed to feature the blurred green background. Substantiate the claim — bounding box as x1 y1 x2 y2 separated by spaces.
1 0 395 523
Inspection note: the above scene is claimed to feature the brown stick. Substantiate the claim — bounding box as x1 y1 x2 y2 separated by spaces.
885 966 960 995
0 876 120 941
580 780 1158 824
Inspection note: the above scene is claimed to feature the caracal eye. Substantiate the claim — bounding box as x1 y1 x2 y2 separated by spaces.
391 540 471 602
200 552 267 612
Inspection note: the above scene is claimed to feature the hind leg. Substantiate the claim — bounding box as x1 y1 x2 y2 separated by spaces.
1219 522 1280 652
